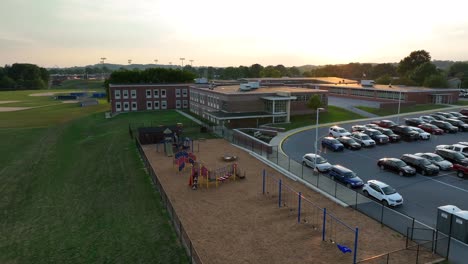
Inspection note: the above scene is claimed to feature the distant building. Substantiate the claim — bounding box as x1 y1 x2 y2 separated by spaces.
108 84 190 113
189 84 328 128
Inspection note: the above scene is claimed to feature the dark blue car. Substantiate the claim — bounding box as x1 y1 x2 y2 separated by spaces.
329 165 364 188
321 137 344 152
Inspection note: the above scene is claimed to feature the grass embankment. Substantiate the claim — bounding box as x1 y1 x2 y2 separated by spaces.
0 89 193 263
356 104 450 116
271 105 364 131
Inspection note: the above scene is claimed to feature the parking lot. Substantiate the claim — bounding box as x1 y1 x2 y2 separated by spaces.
282 111 468 228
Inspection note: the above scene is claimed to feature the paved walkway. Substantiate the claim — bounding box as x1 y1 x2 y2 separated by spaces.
328 96 379 118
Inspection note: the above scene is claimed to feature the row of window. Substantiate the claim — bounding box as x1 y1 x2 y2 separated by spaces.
145 88 188 99
328 88 406 101
190 91 220 109
115 89 138 99
115 100 189 112
115 101 140 112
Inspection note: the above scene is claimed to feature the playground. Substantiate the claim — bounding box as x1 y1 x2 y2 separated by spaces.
141 139 441 264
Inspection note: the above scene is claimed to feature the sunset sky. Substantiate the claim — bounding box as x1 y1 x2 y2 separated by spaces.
1 0 468 68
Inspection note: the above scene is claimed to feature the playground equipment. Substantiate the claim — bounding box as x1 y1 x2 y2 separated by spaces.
189 162 239 190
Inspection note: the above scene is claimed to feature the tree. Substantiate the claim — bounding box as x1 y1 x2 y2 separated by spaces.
397 50 431 77
375 74 393 85
307 94 325 110
409 62 437 85
370 63 397 79
249 64 263 78
423 74 448 88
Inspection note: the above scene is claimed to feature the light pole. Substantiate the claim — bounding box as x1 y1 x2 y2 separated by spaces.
154 59 158 65
189 59 194 66
128 59 132 65
314 108 325 172
180 58 185 68
396 89 402 124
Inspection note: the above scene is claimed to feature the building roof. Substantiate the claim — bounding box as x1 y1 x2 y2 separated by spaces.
191 85 326 95
109 83 190 88
205 111 282 120
313 83 460 93
240 77 356 84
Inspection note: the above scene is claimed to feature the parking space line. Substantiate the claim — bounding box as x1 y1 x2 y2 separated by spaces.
429 178 468 193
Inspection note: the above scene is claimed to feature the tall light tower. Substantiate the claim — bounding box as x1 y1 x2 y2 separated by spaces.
100 57 107 80
180 58 185 67
189 59 194 66
154 59 158 65
128 59 132 65
169 62 172 68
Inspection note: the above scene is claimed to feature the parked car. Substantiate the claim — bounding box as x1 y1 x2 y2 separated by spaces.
418 123 444 135
321 137 345 152
302 154 332 172
362 180 404 206
391 125 420 141
372 120 398 128
430 120 458 133
337 136 362 150
414 152 453 171
328 126 351 138
453 163 468 178
435 112 456 119
400 154 439 175
449 112 467 119
460 109 468 115
351 125 367 133
420 115 436 123
374 127 401 142
363 123 380 129
350 132 376 147
439 144 468 158
377 158 416 176
408 126 431 140
434 149 468 166
405 118 424 127
445 118 468 132
328 165 364 188
430 114 448 121
363 128 389 144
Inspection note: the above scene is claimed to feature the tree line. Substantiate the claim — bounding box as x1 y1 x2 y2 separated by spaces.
0 63 49 90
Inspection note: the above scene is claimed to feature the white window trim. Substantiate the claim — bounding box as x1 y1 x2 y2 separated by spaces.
131 89 137 99
123 90 129 99
176 89 181 98
146 101 153 110
154 101 160 110
161 89 167 98
153 89 159 98
182 89 188 97
146 89 152 99
131 102 137 111
176 100 181 109
123 102 129 111
115 90 121 99
161 100 167 109
116 102 121 112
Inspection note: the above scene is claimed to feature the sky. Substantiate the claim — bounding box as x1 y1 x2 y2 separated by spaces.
1 0 468 68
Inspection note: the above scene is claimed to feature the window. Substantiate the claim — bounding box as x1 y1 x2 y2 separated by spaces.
161 101 167 109
131 102 137 111
161 89 166 98
115 90 121 99
146 89 152 98
182 89 188 97
183 100 188 108
123 90 129 99
176 100 181 109
131 89 136 99
154 101 160 109
153 89 159 98
146 101 153 110
116 102 121 112
176 89 181 98
123 102 129 111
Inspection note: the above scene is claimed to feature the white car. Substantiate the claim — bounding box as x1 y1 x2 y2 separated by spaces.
350 132 376 147
328 126 351 138
420 115 436 123
302 153 332 173
362 180 403 206
408 126 431 140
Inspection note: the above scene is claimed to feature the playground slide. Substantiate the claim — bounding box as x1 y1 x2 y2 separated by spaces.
165 142 173 157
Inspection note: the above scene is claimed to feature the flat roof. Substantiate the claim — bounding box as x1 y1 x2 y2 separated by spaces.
261 96 297 101
314 83 460 93
240 77 356 84
191 85 326 95
206 111 282 120
109 83 190 87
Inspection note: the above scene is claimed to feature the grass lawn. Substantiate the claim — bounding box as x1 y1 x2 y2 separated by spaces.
271 106 364 131
453 100 468 106
0 89 197 263
52 79 105 90
356 104 450 116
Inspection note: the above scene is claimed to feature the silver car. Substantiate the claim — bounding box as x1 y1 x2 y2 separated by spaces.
414 152 453 171
302 153 332 173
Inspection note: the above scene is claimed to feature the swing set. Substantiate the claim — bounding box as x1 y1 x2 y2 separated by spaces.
188 162 239 190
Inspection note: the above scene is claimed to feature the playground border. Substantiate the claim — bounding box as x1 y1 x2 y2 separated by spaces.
135 138 203 264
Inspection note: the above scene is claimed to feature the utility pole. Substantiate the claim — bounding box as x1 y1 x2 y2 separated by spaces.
180 58 185 67
100 57 107 80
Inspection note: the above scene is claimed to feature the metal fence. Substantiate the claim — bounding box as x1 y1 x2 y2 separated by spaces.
262 171 359 264
135 138 203 264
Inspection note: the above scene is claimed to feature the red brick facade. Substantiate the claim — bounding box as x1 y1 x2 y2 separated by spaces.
109 84 191 113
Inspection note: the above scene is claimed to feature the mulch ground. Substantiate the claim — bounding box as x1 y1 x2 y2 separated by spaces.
143 139 441 264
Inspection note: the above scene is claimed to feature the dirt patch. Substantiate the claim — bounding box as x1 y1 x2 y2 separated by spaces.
142 139 440 264
62 100 79 104
0 101 20 104
0 107 32 112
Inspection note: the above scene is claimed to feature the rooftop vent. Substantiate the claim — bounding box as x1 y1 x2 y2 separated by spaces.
239 82 260 91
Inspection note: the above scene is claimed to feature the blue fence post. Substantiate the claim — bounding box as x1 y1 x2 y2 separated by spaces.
278 179 282 208
322 208 327 241
262 169 266 194
297 192 302 223
353 227 359 264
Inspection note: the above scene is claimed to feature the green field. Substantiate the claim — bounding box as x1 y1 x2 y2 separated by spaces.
53 79 105 90
0 90 192 263
356 104 451 116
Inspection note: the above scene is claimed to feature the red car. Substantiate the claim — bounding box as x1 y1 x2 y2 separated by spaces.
418 123 444 135
372 120 398 128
